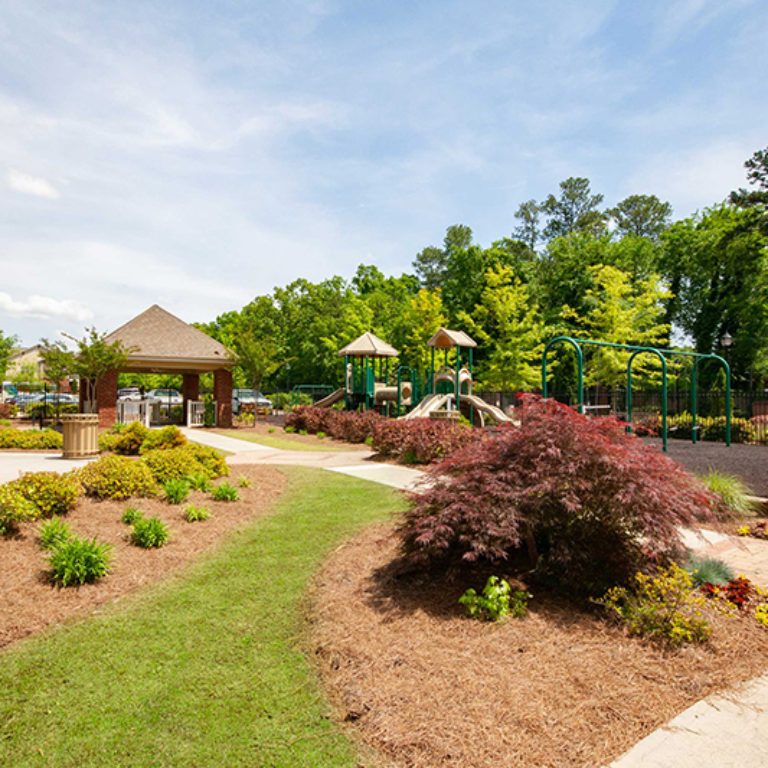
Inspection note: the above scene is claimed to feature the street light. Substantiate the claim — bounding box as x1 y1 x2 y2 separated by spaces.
721 330 733 349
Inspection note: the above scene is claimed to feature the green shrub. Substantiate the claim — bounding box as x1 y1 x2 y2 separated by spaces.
184 505 211 522
597 564 711 647
14 471 80 517
683 555 734 587
268 427 275 434
186 472 212 492
697 469 759 517
112 421 149 455
48 536 112 586
142 447 200 483
77 455 158 500
25 402 79 419
458 576 531 621
163 478 190 505
39 516 73 550
0 418 12 427
316 431 326 439
131 516 170 548
139 425 187 454
237 475 251 488
121 506 143 525
0 427 63 450
0 484 40 535
284 426 296 433
183 443 229 478
211 482 239 502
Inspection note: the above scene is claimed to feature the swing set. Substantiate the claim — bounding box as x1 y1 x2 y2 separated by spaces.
541 336 732 451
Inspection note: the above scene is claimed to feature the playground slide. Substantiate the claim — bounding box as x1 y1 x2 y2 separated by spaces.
314 387 346 408
462 394 513 423
401 393 452 420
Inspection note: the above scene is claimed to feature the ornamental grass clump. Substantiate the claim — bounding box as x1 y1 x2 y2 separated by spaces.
48 536 112 587
399 395 719 597
131 516 170 548
38 516 73 550
211 482 239 502
184 505 211 522
697 469 759 518
163 478 190 505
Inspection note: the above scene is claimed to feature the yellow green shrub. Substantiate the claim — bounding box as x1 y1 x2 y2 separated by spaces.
0 484 41 534
77 455 158 500
14 471 80 517
597 564 711 647
139 426 187 454
183 442 229 478
141 447 200 483
0 428 63 450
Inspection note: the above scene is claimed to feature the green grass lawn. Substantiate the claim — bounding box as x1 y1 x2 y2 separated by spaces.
0 467 405 767
213 429 354 452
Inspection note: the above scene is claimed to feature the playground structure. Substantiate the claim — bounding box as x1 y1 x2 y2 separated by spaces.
541 335 732 451
300 329 511 425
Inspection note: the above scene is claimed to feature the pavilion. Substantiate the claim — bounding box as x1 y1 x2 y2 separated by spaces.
84 305 235 428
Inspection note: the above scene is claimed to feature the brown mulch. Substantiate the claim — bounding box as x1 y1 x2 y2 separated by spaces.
308 522 768 768
0 465 285 650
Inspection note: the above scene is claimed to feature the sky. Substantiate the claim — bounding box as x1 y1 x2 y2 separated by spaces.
1 0 766 346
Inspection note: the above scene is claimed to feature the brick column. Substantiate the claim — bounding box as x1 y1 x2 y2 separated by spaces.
96 370 118 429
182 373 199 425
213 369 233 427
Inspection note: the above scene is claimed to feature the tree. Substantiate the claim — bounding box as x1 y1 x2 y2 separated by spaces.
730 146 768 234
563 264 671 388
460 265 544 391
608 194 672 240
513 199 541 251
412 246 447 291
40 338 75 417
661 205 768 385
63 329 133 411
541 177 605 240
0 330 17 381
401 289 448 373
232 333 286 395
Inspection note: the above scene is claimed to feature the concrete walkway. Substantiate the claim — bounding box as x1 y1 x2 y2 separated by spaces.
0 452 97 483
182 427 426 490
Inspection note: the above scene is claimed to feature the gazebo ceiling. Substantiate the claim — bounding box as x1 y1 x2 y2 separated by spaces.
337 331 399 358
105 305 235 373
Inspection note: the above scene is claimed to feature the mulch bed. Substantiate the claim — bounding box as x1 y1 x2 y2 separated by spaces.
308 522 768 768
0 465 285 650
646 438 768 497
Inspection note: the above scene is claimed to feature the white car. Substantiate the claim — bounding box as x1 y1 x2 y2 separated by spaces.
147 388 183 406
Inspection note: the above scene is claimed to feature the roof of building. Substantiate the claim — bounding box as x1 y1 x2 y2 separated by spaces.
337 331 399 358
105 305 235 372
427 327 477 349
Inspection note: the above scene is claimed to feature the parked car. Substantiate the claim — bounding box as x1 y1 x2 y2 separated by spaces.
10 392 43 408
147 388 183 406
232 389 273 414
27 393 79 405
117 387 142 401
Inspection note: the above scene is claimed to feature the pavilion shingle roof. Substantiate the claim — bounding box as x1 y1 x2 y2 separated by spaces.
337 332 399 358
105 305 234 369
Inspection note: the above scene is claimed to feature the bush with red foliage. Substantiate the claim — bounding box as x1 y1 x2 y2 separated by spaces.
700 576 755 609
399 395 719 596
372 418 484 464
284 406 385 443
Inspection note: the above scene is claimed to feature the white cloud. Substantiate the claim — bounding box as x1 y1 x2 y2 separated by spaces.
7 169 59 199
0 293 93 323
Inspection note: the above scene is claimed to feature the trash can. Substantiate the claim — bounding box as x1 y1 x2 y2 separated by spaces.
60 414 99 459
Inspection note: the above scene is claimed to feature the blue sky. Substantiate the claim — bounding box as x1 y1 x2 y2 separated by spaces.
2 0 766 345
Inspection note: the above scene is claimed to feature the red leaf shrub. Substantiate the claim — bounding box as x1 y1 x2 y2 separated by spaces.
284 406 385 443
372 418 484 464
399 395 719 596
